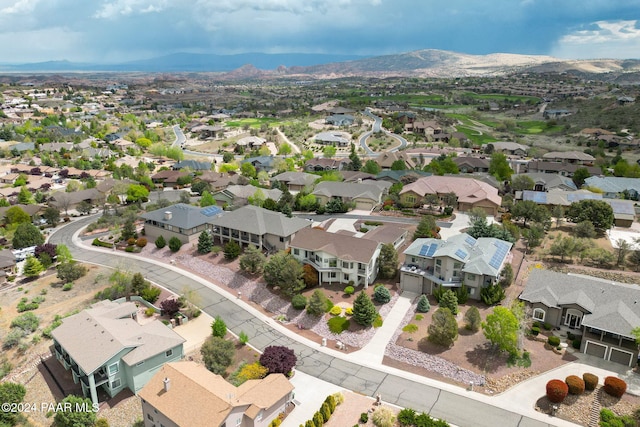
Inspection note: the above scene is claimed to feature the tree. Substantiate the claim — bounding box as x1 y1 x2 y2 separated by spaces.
566 200 614 232
197 230 213 254
413 215 438 239
349 143 362 171
263 251 304 297
23 255 44 278
377 243 398 279
302 264 319 287
390 159 406 170
77 200 93 215
155 235 166 249
200 191 216 207
464 306 481 332
549 235 576 262
168 236 182 252
224 240 241 260
442 192 457 207
126 184 149 204
56 244 73 263
572 167 591 188
130 272 148 296
511 201 550 228
482 306 519 356
12 222 44 249
260 345 297 375
241 162 257 178
352 291 377 326
510 175 535 192
307 289 328 317
121 218 136 241
424 194 440 211
160 298 181 316
438 289 459 315
362 160 381 175
427 308 458 347
54 395 97 427
574 220 596 238
17 186 34 204
489 152 513 181
629 250 640 272
42 206 61 227
201 336 235 375
416 294 431 313
211 316 227 338
586 247 615 267
499 263 514 287
373 285 392 304
323 145 337 158
0 382 26 426
5 206 30 225
239 245 266 275
57 262 87 282
551 205 564 229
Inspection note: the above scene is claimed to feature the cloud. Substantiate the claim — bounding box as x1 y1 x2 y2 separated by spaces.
0 0 39 15
551 20 640 59
93 0 169 19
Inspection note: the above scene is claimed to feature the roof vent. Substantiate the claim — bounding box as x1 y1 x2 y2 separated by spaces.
164 211 172 221
163 377 171 392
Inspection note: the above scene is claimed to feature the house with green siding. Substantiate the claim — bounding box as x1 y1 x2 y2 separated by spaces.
51 300 185 405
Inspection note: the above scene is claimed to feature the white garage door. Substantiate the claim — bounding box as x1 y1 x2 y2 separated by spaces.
355 200 374 211
401 273 423 294
609 348 634 367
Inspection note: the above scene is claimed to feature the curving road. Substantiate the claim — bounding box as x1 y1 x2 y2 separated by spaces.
360 108 408 155
48 217 568 427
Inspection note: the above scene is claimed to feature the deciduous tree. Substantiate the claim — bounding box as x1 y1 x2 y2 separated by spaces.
260 345 297 375
263 251 304 297
201 336 235 375
239 245 266 275
482 306 519 356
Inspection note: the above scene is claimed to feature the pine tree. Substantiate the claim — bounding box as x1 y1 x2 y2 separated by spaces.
307 290 328 317
439 289 459 315
197 231 213 254
352 291 377 327
211 316 227 338
416 294 431 313
348 143 362 171
464 306 481 332
155 235 166 249
23 256 44 277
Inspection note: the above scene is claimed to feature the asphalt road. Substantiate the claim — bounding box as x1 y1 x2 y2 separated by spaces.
48 216 561 427
360 109 408 154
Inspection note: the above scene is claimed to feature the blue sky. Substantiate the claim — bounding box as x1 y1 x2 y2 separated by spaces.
0 0 639 63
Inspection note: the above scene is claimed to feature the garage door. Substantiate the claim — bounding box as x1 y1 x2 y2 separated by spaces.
355 200 374 211
609 348 634 366
401 273 423 294
584 341 607 359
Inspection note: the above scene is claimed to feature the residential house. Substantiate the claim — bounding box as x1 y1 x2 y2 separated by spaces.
583 176 640 200
325 114 354 126
0 249 16 283
139 362 294 427
240 156 277 174
453 156 490 174
271 171 320 192
236 136 266 150
361 224 408 250
525 160 600 178
399 176 502 216
304 158 351 172
51 300 185 405
485 142 528 156
208 205 311 252
290 227 382 287
404 121 443 135
515 173 578 192
374 170 431 185
313 132 350 147
543 109 572 119
312 180 391 212
542 151 595 165
172 160 213 171
375 152 416 170
151 170 190 188
212 185 282 208
519 269 640 366
141 203 224 244
48 189 105 214
400 233 512 299
196 172 240 192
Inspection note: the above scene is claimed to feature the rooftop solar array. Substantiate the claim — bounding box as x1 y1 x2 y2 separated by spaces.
606 200 635 215
464 235 477 246
201 206 223 217
418 243 438 257
567 192 601 202
454 249 468 260
489 241 510 270
523 191 547 204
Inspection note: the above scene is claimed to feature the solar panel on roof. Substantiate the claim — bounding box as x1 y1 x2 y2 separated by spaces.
419 244 430 256
201 206 222 217
426 243 438 257
465 235 477 246
454 249 467 259
523 191 547 204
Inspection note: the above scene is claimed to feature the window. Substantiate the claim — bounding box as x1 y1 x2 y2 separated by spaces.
135 361 144 367
343 274 349 281
468 288 475 295
329 259 337 267
466 273 476 281
293 249 299 256
165 349 173 357
533 308 545 322
453 262 462 269
279 237 284 242
108 362 119 375
406 195 416 204
257 411 263 422
435 259 441 266
147 414 154 422
328 272 337 278
236 417 242 426
111 378 121 389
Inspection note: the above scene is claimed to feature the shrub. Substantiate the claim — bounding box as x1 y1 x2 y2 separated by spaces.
324 395 336 413
260 346 297 375
140 286 161 303
603 376 627 398
160 299 181 316
546 379 569 403
583 373 599 391
344 286 355 296
547 336 561 347
345 307 353 316
565 375 585 395
402 324 418 333
572 339 581 349
415 314 424 321
360 413 369 423
463 306 481 332
373 286 391 304
3 329 24 349
168 237 182 252
543 322 552 330
125 246 135 253
155 235 166 249
291 294 307 310
530 326 540 336
313 412 324 427
144 308 155 317
416 295 430 313
211 316 227 338
62 283 73 291
397 408 416 426
11 312 39 332
371 407 396 427
321 402 331 423
136 237 147 247
330 306 342 316
127 237 136 246
239 331 249 345
327 316 350 334
332 392 344 405
224 240 241 260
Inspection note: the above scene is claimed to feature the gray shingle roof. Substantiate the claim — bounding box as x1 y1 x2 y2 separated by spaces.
208 205 310 237
140 203 223 229
312 181 390 201
520 269 640 338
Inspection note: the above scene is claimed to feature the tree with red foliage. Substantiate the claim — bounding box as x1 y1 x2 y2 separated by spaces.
35 243 57 260
302 264 318 287
259 346 297 375
546 379 569 403
160 298 181 316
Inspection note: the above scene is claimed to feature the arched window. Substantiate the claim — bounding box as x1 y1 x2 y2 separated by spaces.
533 308 546 322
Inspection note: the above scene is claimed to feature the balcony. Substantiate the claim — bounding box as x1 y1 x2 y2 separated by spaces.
301 258 341 273
400 265 462 287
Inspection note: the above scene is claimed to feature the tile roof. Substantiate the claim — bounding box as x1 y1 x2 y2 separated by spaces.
519 269 640 338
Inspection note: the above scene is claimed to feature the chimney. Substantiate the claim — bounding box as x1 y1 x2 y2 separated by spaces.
163 377 171 392
163 211 172 221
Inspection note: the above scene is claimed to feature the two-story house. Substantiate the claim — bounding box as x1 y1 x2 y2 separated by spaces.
520 269 640 367
289 227 382 287
139 362 294 427
400 233 512 299
51 300 185 405
312 181 391 212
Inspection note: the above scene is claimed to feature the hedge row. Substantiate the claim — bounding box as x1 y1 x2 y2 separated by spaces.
546 374 627 403
298 393 343 427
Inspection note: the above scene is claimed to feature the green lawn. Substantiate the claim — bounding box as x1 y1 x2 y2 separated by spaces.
516 121 564 134
460 92 541 104
455 126 497 144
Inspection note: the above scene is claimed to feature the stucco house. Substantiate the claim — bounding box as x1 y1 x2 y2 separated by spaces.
525 160 601 178
583 176 640 200
375 151 416 170
312 181 391 212
141 203 224 244
271 171 320 193
51 300 185 405
485 141 529 156
304 158 351 172
313 131 350 147
399 176 502 216
208 205 311 252
139 362 294 427
399 233 512 299
212 184 282 208
519 269 640 366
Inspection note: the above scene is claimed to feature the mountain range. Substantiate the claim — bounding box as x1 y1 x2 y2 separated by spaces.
2 49 640 79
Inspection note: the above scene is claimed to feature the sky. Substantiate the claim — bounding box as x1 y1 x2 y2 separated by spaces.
0 0 639 64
